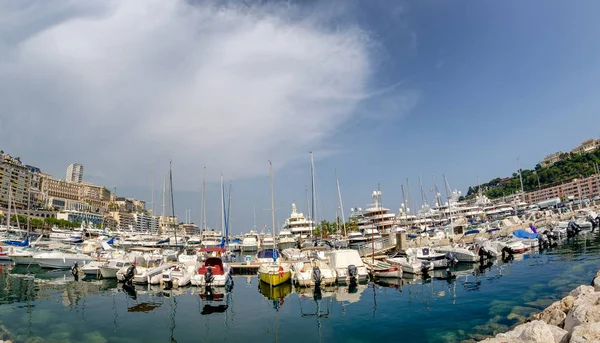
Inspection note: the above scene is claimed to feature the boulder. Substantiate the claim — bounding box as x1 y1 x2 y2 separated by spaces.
564 292 600 333
491 320 568 343
593 276 600 292
569 285 595 297
570 322 600 343
529 295 575 328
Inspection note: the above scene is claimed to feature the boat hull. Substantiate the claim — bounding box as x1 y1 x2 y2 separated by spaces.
259 271 291 286
100 266 119 278
9 255 37 265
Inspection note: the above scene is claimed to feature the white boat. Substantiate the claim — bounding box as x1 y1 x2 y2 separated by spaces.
261 235 276 250
405 247 448 269
190 257 233 287
34 251 95 269
81 260 105 277
7 246 38 265
326 249 368 284
241 231 260 252
281 248 307 261
162 262 196 287
200 231 223 249
292 259 337 287
117 262 174 285
277 229 297 251
434 246 479 263
386 256 433 275
281 202 315 240
99 259 130 278
347 231 367 247
186 236 202 247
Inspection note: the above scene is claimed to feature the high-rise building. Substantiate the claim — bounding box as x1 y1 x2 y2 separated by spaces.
66 163 84 183
0 152 32 210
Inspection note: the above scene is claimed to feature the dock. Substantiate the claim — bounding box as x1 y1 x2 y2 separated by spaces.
230 262 260 275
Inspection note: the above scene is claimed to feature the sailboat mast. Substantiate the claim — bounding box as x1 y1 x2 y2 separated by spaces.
162 173 166 225
220 174 225 236
6 185 11 229
151 162 155 216
169 160 177 248
305 185 311 239
335 169 346 236
201 166 206 232
227 181 232 248
310 151 316 228
269 161 275 239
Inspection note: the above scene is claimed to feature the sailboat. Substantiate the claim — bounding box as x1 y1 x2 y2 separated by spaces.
258 161 292 286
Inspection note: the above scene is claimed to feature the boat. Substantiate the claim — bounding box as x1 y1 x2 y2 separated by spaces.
281 202 315 241
347 232 367 248
241 231 260 252
434 245 479 263
292 259 337 287
34 251 95 269
405 247 449 269
7 246 38 265
277 229 297 251
257 161 292 287
200 230 223 249
99 259 130 278
228 237 242 251
190 257 233 288
386 256 433 275
261 235 276 250
363 259 401 278
81 260 105 277
186 236 202 247
161 261 196 287
116 262 174 285
326 249 368 284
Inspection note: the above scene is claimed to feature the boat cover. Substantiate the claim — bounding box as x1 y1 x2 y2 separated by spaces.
513 229 538 239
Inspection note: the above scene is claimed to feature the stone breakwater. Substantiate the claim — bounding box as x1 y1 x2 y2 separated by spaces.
478 270 600 343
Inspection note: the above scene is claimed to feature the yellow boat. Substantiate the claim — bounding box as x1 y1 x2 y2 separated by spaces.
258 262 291 286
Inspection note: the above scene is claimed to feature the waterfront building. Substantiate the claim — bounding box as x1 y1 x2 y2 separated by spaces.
66 163 84 183
523 174 600 204
133 212 160 233
181 223 200 235
112 197 146 212
57 210 103 226
540 152 565 168
0 152 32 210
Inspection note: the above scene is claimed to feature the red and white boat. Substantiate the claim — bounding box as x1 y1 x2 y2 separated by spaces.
363 259 402 278
191 256 233 288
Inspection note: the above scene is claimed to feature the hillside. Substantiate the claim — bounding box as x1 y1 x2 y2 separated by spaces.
465 149 600 200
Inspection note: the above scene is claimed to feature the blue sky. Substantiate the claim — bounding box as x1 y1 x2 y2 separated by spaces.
2 1 600 234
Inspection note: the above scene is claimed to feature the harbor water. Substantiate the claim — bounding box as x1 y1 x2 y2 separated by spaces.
1 233 600 343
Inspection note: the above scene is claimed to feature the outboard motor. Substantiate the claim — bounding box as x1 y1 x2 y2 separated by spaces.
445 252 458 266
538 233 549 249
123 264 136 285
501 246 514 262
567 221 581 238
421 261 432 276
312 266 322 286
71 262 79 280
205 266 214 286
347 264 358 284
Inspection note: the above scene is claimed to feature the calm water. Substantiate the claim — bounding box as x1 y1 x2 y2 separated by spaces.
2 234 600 343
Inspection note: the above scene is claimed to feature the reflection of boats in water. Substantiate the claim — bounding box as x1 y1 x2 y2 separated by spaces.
333 282 368 304
258 280 292 301
198 286 231 315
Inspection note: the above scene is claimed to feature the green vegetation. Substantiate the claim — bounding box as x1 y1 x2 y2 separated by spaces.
313 217 348 236
466 149 600 200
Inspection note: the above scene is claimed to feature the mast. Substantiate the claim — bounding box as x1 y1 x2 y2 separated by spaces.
517 157 524 196
305 185 311 239
220 173 225 237
310 151 316 235
6 185 11 229
161 173 166 226
269 161 275 243
151 162 155 216
201 166 206 232
335 169 346 236
226 181 232 248
419 175 426 209
443 174 453 235
169 160 177 248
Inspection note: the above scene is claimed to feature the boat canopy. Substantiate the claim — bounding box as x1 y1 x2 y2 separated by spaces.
464 229 480 236
256 249 280 260
3 236 29 247
513 229 538 239
486 228 500 233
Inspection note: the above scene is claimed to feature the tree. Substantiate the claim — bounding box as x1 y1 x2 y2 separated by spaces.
346 217 359 232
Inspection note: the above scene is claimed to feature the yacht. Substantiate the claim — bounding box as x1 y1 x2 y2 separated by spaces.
281 203 315 241
261 235 276 250
241 231 260 252
228 237 242 251
405 247 449 269
34 251 95 269
277 229 297 251
350 190 397 234
190 257 233 287
186 235 202 247
200 230 223 249
347 231 367 248
99 258 130 278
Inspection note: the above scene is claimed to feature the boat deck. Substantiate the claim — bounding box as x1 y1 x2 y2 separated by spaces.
230 262 260 275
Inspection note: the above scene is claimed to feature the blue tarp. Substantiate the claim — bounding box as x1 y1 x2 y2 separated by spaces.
257 249 280 260
513 229 538 239
464 229 480 236
106 237 115 245
4 236 29 247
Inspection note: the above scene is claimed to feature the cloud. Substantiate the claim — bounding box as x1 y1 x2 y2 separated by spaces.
0 0 377 188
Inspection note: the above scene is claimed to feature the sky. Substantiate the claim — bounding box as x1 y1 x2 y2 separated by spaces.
2 0 600 234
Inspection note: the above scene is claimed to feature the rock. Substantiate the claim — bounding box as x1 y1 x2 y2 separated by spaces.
529 296 575 328
490 320 568 343
569 285 595 297
593 277 600 292
570 322 600 343
564 292 600 333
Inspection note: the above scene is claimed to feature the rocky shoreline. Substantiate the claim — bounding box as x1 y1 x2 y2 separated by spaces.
477 270 600 343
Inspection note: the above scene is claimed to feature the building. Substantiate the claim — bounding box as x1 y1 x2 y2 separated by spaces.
571 139 600 155
133 213 160 233
0 152 32 210
57 210 103 226
110 211 136 231
523 174 600 204
66 163 84 183
541 152 564 168
25 165 44 207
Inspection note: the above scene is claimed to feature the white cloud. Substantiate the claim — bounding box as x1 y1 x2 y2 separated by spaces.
0 0 377 188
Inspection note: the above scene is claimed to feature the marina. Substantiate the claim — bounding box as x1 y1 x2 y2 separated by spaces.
1 231 600 343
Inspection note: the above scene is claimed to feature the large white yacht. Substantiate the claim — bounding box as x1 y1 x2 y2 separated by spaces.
200 230 223 249
241 230 260 252
277 229 297 250
350 189 397 235
282 202 315 241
